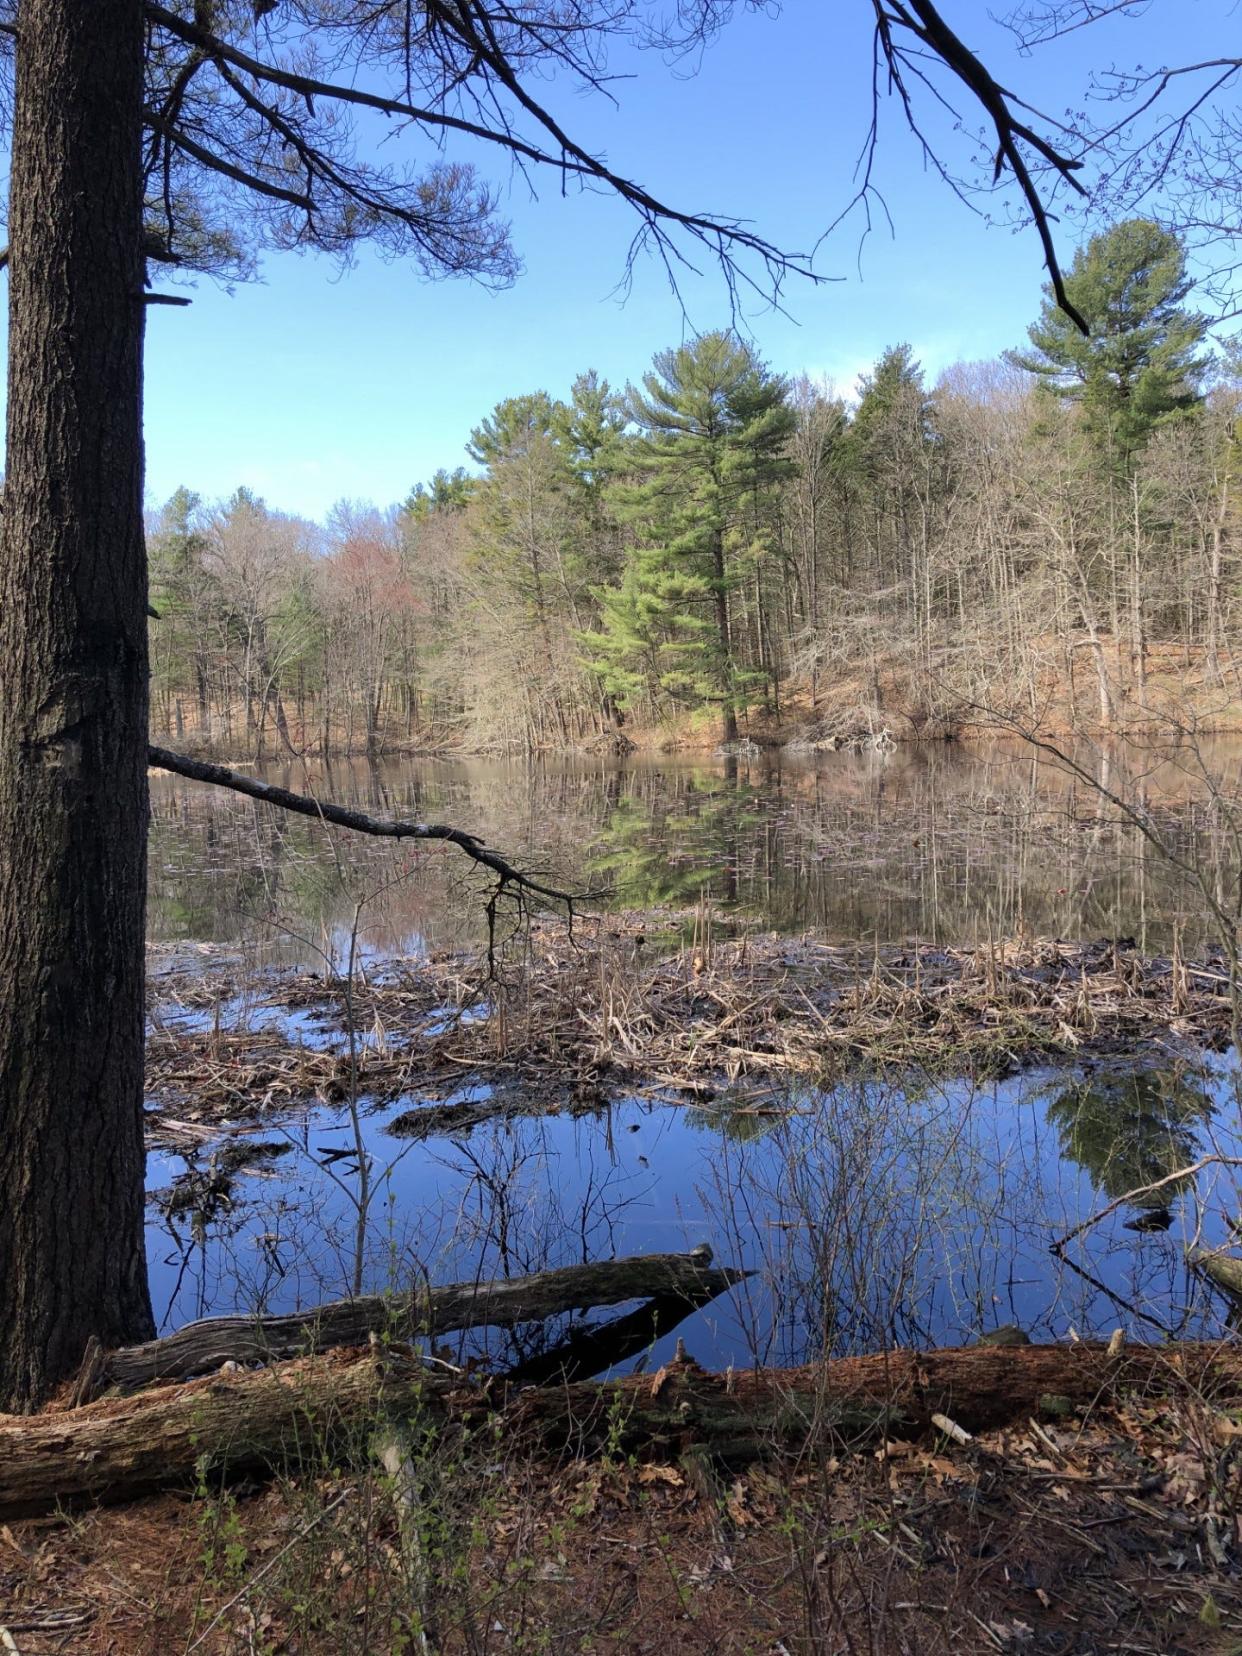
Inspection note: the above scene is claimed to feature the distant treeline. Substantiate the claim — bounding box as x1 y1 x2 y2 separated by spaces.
147 220 1241 758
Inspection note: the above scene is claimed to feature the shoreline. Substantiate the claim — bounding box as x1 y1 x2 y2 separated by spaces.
147 653 1242 766
148 706 1242 769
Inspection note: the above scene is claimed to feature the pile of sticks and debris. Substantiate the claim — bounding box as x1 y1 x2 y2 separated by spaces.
144 921 1238 1142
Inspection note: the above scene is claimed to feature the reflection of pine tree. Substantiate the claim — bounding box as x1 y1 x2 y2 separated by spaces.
587 773 762 909
1046 1067 1214 1203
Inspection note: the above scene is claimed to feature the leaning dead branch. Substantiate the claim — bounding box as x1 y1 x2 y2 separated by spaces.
1052 1157 1242 1253
148 747 576 909
96 1247 743 1391
148 745 587 967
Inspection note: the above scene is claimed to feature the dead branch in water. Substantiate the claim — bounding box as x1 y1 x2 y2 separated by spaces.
1051 1157 1242 1253
96 1247 744 1392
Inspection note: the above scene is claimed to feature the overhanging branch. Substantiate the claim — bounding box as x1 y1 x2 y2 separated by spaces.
147 745 578 913
146 116 316 210
143 0 819 302
875 0 1090 333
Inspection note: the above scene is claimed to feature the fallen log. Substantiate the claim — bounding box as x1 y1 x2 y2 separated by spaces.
1190 1247 1242 1304
99 1247 743 1390
7 1340 1242 1518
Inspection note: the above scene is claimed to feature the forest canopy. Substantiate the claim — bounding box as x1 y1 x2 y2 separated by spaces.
146 220 1240 757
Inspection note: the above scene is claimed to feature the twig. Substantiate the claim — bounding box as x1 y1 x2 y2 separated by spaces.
186 1490 351 1652
1051 1155 1242 1251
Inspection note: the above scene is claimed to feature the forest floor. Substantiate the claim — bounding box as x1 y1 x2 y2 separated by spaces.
617 641 1242 757
4 1380 1242 1654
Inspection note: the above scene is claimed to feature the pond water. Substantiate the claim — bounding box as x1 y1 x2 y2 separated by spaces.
150 737 1242 962
145 739 1242 1372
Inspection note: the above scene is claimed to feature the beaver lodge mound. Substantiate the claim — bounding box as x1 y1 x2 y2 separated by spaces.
144 914 1237 1143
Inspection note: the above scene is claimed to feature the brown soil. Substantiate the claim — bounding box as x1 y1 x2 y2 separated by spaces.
4 1389 1240 1654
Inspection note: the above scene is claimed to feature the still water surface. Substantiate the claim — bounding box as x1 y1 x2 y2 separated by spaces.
145 740 1242 1370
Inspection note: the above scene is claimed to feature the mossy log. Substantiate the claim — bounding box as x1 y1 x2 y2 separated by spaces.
5 1340 1242 1518
98 1247 743 1390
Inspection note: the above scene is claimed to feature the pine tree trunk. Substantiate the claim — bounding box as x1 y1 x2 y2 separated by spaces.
0 0 154 1409
711 531 739 744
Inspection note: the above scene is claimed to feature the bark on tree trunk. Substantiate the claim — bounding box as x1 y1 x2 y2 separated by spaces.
711 533 739 745
0 0 155 1409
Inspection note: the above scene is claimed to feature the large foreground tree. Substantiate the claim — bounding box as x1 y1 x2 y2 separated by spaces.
0 0 153 1407
0 0 1092 1409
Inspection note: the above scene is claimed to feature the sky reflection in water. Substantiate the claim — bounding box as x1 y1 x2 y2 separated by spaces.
145 742 1242 1370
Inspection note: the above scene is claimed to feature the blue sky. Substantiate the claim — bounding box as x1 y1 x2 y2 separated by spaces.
100 3 1237 517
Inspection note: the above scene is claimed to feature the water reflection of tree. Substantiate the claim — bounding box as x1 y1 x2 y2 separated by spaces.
149 1109 668 1372
148 782 439 960
681 1089 784 1143
1046 1067 1214 1205
588 769 763 908
149 739 1242 960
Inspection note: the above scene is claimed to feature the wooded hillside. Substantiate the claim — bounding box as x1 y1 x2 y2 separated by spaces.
146 222 1241 757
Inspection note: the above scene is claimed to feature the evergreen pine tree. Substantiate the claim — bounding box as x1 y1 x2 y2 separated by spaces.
589 332 794 743
403 468 477 520
1007 219 1209 471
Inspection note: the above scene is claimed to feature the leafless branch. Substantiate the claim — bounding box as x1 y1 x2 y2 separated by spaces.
143 0 820 307
147 745 581 918
873 0 1090 332
1051 1155 1242 1252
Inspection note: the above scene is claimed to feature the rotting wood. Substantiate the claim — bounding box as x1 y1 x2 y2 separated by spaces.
96 1248 745 1391
6 1341 1242 1518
